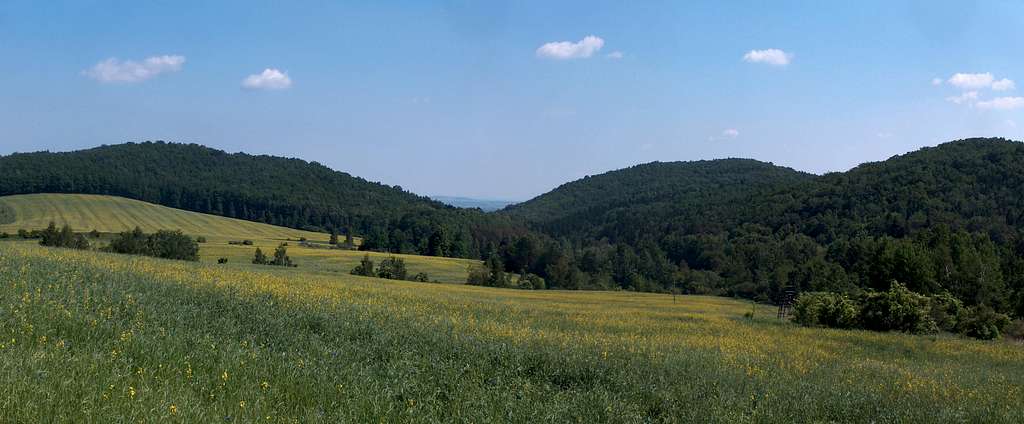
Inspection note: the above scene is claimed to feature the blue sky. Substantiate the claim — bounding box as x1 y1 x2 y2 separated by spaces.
2 1 1023 200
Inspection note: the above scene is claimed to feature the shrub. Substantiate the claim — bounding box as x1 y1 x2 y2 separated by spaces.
410 272 430 282
39 222 90 250
1006 320 1024 341
859 282 937 334
196 236 207 243
108 227 198 261
958 307 1011 340
376 257 407 280
89 229 101 238
252 248 268 265
927 292 965 332
517 273 547 290
792 292 860 329
350 254 375 277
466 264 491 286
268 244 296 267
242 240 254 246
217 257 229 264
0 232 7 239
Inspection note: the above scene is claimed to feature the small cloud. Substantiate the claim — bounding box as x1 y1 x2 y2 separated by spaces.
83 55 185 83
946 91 979 105
605 51 624 59
536 35 605 60
1006 119 1017 128
722 128 740 138
640 143 654 151
242 68 292 90
742 49 792 66
947 72 995 90
992 78 1016 91
931 78 944 86
975 96 1024 110
877 132 894 139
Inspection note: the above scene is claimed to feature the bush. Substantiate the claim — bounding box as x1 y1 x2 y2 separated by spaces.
958 307 1011 340
217 257 229 264
410 272 430 282
252 248 268 265
196 236 207 243
108 227 198 261
39 222 90 250
517 273 547 290
0 232 7 239
1006 320 1024 341
859 282 937 334
927 292 966 332
792 292 860 329
376 257 407 280
350 254 375 277
89 229 101 238
268 244 296 267
242 240 254 246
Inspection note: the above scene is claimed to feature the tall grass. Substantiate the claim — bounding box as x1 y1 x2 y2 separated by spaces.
1 243 1021 422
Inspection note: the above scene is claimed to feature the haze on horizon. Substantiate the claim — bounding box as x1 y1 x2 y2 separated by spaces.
1 1 1022 200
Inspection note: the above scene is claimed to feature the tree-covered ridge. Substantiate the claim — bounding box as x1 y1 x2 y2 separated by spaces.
498 138 1024 319
503 158 814 240
0 142 524 258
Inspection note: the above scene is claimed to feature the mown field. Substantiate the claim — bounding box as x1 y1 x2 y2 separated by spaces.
0 193 476 283
1 243 1022 422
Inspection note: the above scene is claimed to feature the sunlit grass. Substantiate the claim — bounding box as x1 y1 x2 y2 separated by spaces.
1 243 1021 422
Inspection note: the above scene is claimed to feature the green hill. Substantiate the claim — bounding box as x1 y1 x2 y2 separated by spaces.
0 142 519 259
495 138 1024 317
0 193 327 240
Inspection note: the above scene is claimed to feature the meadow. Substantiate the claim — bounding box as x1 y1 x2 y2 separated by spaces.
0 193 476 284
1 242 1022 422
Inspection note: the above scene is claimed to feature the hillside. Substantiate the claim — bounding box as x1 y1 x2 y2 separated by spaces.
503 158 814 240
493 138 1024 318
0 193 326 240
4 243 1022 422
0 142 523 258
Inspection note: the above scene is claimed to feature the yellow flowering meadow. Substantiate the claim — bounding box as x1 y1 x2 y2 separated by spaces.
0 242 1021 422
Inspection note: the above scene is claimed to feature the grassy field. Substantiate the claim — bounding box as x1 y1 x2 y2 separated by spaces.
1 243 1022 422
0 193 476 284
0 193 326 240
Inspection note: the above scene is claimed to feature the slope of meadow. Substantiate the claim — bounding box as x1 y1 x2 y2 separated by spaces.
0 193 325 240
0 193 477 283
1 243 1021 422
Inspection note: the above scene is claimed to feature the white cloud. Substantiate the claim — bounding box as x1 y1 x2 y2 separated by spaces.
992 78 1016 91
931 78 944 86
947 72 995 90
536 36 604 60
742 49 792 66
606 51 624 59
946 91 979 105
975 96 1024 110
242 68 292 90
1006 119 1018 128
722 128 739 138
877 132 894 139
83 55 185 83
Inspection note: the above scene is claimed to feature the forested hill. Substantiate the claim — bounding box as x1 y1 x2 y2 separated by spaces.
494 138 1024 318
0 142 523 257
502 158 814 240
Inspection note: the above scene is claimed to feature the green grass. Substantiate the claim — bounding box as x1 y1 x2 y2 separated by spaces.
1 243 1022 422
0 193 477 284
0 193 326 240
0 202 13 225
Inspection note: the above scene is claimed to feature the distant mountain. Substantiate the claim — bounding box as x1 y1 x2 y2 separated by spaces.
431 196 516 212
0 142 522 258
